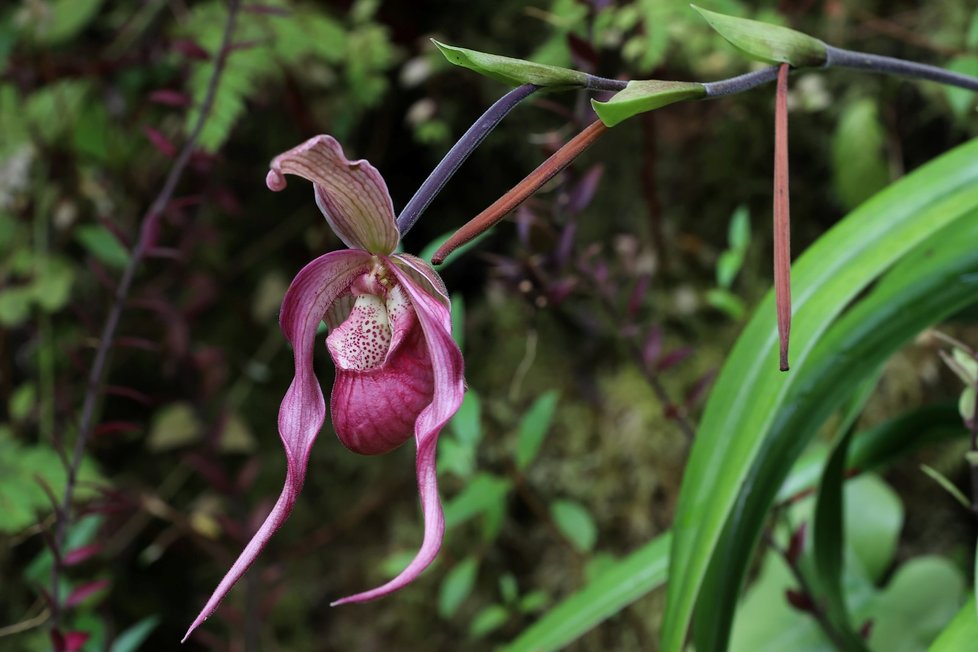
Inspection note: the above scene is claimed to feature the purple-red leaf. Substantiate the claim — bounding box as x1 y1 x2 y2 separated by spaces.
64 544 102 566
684 370 716 408
65 579 110 607
642 326 663 368
171 39 210 60
785 521 807 567
51 629 89 652
94 421 142 436
566 164 604 215
785 588 815 613
656 346 693 372
143 126 176 158
148 89 191 107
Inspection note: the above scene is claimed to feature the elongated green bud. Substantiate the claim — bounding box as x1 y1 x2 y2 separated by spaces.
591 80 706 127
432 40 589 89
692 5 827 67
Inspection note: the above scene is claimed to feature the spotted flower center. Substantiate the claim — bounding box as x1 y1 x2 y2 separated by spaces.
327 281 412 371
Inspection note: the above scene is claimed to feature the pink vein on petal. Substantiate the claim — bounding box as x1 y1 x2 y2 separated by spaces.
183 249 371 642
330 258 464 605
266 135 399 255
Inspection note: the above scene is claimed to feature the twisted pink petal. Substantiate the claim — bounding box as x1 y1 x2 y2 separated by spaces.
331 256 464 605
183 249 371 642
265 135 400 255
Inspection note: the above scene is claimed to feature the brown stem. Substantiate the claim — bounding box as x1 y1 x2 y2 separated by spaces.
431 119 609 264
48 0 241 627
774 63 792 373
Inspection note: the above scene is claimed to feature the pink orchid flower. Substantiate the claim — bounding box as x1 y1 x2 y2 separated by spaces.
184 136 465 641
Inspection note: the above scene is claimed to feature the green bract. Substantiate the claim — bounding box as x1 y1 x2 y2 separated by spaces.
432 40 589 89
692 5 827 67
591 80 706 127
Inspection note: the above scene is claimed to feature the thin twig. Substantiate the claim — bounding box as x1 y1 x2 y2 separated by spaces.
0 604 50 638
49 0 242 627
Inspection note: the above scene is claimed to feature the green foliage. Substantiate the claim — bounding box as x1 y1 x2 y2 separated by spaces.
664 137 978 652
691 4 827 67
515 391 559 471
832 99 891 210
433 40 589 89
0 427 104 533
812 431 867 649
730 476 962 652
550 499 597 553
444 472 511 533
74 225 130 269
438 556 479 618
19 0 104 46
707 205 751 320
591 80 706 127
108 616 161 652
930 598 978 651
179 1 385 151
920 464 971 508
470 604 510 638
503 533 671 652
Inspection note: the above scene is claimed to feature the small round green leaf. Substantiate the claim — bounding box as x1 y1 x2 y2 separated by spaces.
432 40 588 89
691 5 827 67
591 80 705 127
438 556 479 619
550 500 597 553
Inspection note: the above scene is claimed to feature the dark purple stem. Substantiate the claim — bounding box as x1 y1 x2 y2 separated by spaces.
825 45 978 91
49 0 241 627
396 83 539 235
704 66 781 97
585 74 628 91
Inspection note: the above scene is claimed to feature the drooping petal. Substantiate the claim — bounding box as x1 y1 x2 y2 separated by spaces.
328 285 435 455
331 258 464 605
184 249 371 642
392 253 450 306
265 135 400 254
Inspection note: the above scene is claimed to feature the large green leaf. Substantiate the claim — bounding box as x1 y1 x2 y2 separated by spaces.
812 431 868 650
663 137 978 652
929 598 978 651
502 532 671 652
693 205 978 651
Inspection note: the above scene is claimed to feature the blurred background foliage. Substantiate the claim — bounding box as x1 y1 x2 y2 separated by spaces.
1 0 976 650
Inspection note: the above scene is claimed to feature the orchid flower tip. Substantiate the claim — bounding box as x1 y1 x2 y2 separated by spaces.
266 168 287 192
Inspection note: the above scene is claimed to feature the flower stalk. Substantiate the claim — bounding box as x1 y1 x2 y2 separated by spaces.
432 119 608 264
397 83 539 236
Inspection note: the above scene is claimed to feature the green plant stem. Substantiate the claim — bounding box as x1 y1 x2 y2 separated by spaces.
48 0 241 629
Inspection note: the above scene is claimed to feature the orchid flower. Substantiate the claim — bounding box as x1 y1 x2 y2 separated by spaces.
184 136 465 641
